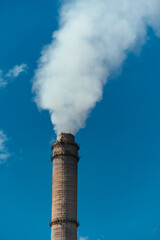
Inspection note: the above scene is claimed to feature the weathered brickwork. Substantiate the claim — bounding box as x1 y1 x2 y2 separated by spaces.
50 133 79 240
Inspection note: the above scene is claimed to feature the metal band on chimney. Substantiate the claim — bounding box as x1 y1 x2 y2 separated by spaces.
51 141 80 150
51 153 79 162
49 218 80 227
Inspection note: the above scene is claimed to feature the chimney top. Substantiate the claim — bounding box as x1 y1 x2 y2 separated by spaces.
57 133 75 143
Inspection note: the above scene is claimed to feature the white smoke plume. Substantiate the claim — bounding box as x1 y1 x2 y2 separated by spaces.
33 0 160 134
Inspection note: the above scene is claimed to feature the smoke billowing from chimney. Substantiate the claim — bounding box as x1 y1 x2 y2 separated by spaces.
33 0 160 134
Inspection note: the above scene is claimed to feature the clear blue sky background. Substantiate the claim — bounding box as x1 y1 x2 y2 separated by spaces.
0 0 160 239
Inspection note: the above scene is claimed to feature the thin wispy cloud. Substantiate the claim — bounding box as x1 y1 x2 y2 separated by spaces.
0 64 25 162
0 130 10 164
6 63 27 79
0 70 7 88
0 63 27 88
79 237 89 240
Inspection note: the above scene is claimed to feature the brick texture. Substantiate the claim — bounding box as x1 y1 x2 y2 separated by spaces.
51 133 79 240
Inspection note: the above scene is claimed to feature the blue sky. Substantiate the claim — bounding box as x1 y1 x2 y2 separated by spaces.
0 1 160 240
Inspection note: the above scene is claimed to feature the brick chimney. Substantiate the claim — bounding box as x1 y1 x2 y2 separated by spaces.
50 133 79 240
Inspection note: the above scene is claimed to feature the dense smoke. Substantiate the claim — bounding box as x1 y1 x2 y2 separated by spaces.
33 0 160 134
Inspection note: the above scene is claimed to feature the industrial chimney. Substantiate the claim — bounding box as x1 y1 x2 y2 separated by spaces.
50 133 79 240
